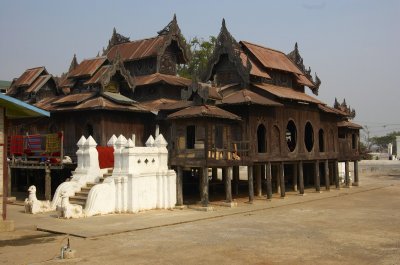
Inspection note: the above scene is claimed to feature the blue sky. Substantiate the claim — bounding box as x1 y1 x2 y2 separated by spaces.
0 0 399 137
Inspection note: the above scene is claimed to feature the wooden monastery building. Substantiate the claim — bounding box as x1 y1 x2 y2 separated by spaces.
5 16 361 206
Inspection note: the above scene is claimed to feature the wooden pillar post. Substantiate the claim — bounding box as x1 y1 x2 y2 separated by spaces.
315 160 321 192
279 162 285 198
255 165 262 197
335 160 340 189
266 162 272 200
225 167 233 202
353 160 359 186
292 163 298 191
298 161 305 195
345 161 350 187
200 167 209 207
45 165 51 201
176 166 183 206
233 166 239 195
324 160 330 191
248 165 254 203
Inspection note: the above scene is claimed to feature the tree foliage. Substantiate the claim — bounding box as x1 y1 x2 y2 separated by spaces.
177 36 216 79
370 131 400 153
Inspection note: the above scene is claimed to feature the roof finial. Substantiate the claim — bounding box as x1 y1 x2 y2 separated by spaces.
222 18 226 29
173 13 177 22
68 54 78 73
295 42 298 50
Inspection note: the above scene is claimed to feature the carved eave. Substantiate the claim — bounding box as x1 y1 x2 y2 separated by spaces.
157 14 191 68
103 28 130 55
181 79 210 105
100 51 136 92
334 98 356 119
202 19 251 88
287 43 321 95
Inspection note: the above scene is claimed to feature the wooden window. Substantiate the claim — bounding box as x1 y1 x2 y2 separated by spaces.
257 124 267 153
286 120 297 152
304 122 314 152
186 125 195 149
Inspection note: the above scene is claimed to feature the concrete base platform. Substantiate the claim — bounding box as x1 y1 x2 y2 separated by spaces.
210 201 237 208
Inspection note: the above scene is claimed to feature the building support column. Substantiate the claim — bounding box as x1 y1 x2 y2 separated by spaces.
293 163 298 191
255 165 262 197
233 166 239 195
200 167 209 207
248 165 254 203
279 162 285 198
315 161 321 193
345 161 350 188
334 160 340 189
353 160 359 186
266 162 272 200
298 161 305 195
45 165 51 201
225 167 233 203
325 160 330 191
176 166 183 206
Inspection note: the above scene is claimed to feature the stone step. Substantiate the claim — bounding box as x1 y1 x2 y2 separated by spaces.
81 187 91 192
68 199 85 207
75 191 89 197
69 195 87 201
103 173 112 177
108 168 113 173
86 182 96 188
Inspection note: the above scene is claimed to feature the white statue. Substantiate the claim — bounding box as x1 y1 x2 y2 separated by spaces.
24 185 52 214
56 191 83 219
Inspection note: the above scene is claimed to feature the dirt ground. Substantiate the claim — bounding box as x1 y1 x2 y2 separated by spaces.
0 174 399 265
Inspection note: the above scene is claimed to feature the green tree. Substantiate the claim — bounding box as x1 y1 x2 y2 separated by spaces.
371 131 400 153
177 36 216 79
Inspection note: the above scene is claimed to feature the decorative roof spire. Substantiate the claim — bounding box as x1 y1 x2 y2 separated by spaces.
102 27 130 55
158 14 179 36
334 98 356 119
68 54 78 73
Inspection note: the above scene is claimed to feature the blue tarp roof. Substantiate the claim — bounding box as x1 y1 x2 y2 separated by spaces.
0 93 50 119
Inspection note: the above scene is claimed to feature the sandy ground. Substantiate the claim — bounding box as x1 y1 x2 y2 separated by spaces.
0 174 399 265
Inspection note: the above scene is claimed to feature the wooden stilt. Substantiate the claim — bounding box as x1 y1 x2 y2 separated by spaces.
345 161 350 187
201 167 209 206
45 165 51 201
353 160 359 186
335 160 340 189
233 166 239 195
176 166 183 206
280 162 285 198
225 167 232 202
315 161 321 192
266 162 272 200
248 166 254 203
299 161 304 195
325 160 330 191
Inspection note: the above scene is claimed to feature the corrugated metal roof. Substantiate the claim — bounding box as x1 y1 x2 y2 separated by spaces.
58 76 76 88
25 75 53 93
141 98 191 111
168 105 241 120
318 104 348 116
254 83 322 104
107 36 164 62
208 86 222 100
295 73 315 87
68 57 107 78
13 67 47 88
241 41 302 75
84 65 111 85
52 95 148 113
135 73 191 87
337 120 363 129
240 52 271 79
221 89 283 107
102 92 136 105
52 92 96 106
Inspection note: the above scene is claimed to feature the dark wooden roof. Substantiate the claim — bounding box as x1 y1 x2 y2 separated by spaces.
168 105 241 120
254 83 322 104
141 98 191 111
25 75 53 93
135 73 191 87
220 89 283 107
337 120 363 129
